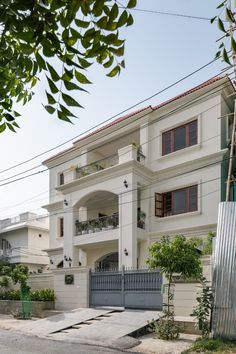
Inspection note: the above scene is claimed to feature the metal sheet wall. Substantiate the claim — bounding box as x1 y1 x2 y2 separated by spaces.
212 202 236 338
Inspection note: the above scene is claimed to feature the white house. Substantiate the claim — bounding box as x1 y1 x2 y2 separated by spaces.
43 75 235 271
0 212 49 273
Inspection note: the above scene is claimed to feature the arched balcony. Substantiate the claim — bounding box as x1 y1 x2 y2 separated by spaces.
73 191 119 241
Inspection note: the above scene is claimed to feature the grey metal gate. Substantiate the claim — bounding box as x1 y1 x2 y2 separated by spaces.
90 268 162 310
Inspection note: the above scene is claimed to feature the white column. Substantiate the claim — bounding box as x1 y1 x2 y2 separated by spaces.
63 201 74 268
119 174 138 268
140 122 149 164
79 206 87 222
118 144 137 164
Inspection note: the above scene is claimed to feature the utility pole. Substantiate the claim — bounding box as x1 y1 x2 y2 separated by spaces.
226 0 236 201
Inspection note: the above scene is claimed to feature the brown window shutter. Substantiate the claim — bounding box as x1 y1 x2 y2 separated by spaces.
155 193 163 217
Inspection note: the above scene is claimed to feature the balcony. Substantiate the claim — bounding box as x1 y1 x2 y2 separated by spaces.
76 154 119 179
75 214 119 236
58 144 146 188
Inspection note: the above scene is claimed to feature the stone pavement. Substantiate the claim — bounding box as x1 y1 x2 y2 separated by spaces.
0 312 198 353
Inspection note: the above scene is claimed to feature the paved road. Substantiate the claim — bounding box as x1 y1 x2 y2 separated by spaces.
0 329 138 354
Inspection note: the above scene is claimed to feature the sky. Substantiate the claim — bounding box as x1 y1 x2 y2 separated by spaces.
0 0 227 219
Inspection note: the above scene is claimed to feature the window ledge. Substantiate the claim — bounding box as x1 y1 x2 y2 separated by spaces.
155 210 201 222
158 143 201 161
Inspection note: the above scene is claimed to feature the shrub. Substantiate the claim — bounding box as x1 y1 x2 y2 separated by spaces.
30 289 55 301
0 290 21 300
0 288 54 301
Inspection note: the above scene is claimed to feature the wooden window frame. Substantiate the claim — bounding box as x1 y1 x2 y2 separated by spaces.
155 185 198 217
162 120 198 156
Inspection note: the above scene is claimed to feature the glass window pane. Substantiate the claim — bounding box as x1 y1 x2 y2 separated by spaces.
162 131 171 155
189 186 198 211
173 189 186 214
189 121 197 146
163 192 172 216
174 126 186 151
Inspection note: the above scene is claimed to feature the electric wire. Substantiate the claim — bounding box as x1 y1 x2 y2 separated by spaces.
0 72 234 189
0 56 222 176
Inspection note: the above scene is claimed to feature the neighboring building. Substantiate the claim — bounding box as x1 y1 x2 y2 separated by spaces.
43 75 235 271
0 212 49 273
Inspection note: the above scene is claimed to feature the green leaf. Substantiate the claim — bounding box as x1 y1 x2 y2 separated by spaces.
6 123 16 132
127 0 137 8
13 111 21 117
223 47 231 65
231 36 236 53
103 55 114 68
106 65 120 77
78 57 93 68
62 92 83 107
0 123 6 133
75 19 90 28
5 113 15 122
47 63 60 82
75 70 92 84
217 1 226 8
46 91 57 105
35 52 47 70
46 76 59 94
109 3 119 21
64 80 88 92
218 18 226 33
59 104 77 117
126 14 134 26
117 10 128 28
226 7 235 23
43 105 56 114
57 110 72 123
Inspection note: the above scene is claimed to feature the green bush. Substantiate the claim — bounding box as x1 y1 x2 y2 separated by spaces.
0 290 21 300
30 289 55 301
0 288 54 301
183 337 236 353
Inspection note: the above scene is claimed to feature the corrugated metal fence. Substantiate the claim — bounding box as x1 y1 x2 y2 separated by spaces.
212 202 236 339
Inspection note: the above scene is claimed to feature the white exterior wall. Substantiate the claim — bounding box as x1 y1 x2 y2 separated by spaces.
150 163 220 236
44 80 233 273
148 95 222 172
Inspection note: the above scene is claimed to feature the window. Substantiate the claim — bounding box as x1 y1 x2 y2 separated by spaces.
59 217 64 237
155 185 198 217
162 120 197 155
59 173 64 185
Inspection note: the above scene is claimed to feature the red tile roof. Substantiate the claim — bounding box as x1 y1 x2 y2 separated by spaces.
74 106 151 144
153 75 227 110
43 75 231 165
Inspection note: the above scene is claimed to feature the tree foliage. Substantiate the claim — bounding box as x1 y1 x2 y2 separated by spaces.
147 235 203 340
0 0 137 132
147 235 202 281
212 1 236 67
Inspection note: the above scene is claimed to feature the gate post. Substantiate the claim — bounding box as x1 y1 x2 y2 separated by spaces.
121 265 125 307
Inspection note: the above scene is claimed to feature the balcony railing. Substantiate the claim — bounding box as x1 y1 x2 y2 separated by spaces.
76 154 119 179
75 214 119 235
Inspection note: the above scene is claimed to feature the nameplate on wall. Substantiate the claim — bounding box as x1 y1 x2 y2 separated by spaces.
65 274 74 285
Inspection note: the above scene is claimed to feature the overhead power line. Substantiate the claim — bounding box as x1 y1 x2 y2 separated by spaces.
0 72 233 189
0 56 220 176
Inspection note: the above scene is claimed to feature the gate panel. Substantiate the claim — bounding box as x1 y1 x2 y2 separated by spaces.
124 270 162 309
90 269 162 310
90 270 123 307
